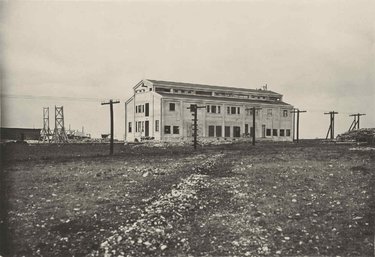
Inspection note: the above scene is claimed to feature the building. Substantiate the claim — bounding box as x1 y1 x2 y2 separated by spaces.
125 79 294 142
0 127 41 141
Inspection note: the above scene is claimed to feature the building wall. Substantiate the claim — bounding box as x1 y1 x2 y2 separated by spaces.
125 91 162 142
160 98 293 141
0 128 41 141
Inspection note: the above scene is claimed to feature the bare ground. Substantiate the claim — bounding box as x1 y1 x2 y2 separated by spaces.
1 141 374 256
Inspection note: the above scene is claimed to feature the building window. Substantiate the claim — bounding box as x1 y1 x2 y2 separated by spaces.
245 124 249 134
173 126 179 134
286 129 291 137
211 106 217 113
231 107 236 114
267 109 272 117
273 129 278 136
266 129 271 136
225 126 230 137
227 107 230 114
218 106 221 114
138 121 141 132
141 121 144 132
208 126 215 137
237 107 240 114
234 126 241 137
190 104 195 112
169 103 175 111
128 122 132 133
283 110 288 117
155 120 159 132
207 105 210 113
141 105 144 113
216 126 222 137
164 126 171 134
135 122 138 132
280 129 285 136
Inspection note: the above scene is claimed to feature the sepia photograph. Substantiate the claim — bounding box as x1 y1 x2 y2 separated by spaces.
0 0 374 256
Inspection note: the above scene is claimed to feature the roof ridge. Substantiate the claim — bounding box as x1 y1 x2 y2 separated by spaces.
146 79 280 95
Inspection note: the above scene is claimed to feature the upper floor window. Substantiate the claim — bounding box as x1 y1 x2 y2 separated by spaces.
267 109 272 117
169 103 175 111
282 110 288 117
206 105 221 114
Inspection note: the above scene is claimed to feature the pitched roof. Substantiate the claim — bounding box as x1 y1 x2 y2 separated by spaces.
147 79 281 96
157 92 292 106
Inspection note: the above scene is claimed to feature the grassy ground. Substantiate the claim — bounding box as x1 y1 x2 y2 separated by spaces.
1 141 374 256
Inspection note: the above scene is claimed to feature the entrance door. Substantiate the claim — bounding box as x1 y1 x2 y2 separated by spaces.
145 121 149 137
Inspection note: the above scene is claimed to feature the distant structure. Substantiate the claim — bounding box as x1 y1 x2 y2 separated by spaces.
1 127 41 141
67 126 91 140
348 113 366 131
40 107 52 143
125 79 294 142
52 106 68 143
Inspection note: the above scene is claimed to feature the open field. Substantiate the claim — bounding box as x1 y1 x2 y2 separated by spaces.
1 141 374 256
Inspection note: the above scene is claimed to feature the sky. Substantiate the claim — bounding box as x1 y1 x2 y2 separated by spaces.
1 0 374 139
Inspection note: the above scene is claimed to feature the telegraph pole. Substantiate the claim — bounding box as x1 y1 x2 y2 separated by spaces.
187 104 205 150
246 106 261 145
324 111 338 139
291 109 307 143
102 99 120 155
349 113 366 131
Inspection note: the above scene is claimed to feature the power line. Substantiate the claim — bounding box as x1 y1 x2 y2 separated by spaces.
1 94 109 102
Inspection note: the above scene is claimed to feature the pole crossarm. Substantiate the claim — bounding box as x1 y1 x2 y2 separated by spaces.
324 111 338 140
102 99 120 155
290 108 306 143
348 113 366 131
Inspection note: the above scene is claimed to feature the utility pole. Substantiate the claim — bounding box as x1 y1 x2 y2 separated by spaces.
291 109 307 143
348 113 366 131
102 99 120 155
187 104 205 150
246 106 262 145
324 111 338 140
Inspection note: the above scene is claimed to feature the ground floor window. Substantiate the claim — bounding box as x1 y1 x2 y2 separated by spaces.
245 124 249 134
234 126 241 137
164 126 171 134
208 126 215 137
286 129 291 137
280 129 285 136
225 126 230 137
173 126 179 134
266 129 271 136
128 122 132 133
273 129 278 136
155 120 159 132
216 126 222 137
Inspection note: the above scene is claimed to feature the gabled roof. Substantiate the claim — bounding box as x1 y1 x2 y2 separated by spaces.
157 92 292 106
147 79 281 96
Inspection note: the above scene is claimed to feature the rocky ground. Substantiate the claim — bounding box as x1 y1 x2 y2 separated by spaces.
1 141 374 256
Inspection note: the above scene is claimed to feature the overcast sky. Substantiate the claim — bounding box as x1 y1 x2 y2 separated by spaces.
1 0 374 139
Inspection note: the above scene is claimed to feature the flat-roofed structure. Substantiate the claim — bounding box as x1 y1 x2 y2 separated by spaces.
125 79 294 142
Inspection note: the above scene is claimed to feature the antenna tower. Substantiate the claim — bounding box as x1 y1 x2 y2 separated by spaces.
41 107 52 143
53 106 68 143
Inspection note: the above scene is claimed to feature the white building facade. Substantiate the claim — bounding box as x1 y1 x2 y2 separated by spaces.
125 79 294 142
